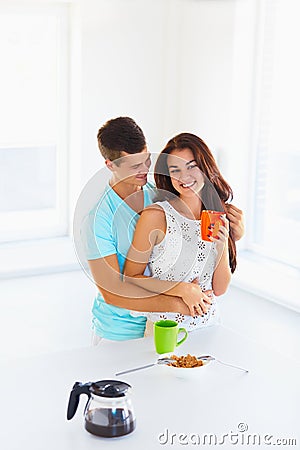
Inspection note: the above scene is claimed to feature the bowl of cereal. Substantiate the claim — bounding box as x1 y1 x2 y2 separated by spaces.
160 354 211 379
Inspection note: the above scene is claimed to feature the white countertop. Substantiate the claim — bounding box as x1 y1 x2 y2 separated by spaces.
0 325 299 450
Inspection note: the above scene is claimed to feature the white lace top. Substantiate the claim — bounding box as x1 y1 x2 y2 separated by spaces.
131 201 220 331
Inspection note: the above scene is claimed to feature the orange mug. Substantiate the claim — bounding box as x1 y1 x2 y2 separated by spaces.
201 210 226 241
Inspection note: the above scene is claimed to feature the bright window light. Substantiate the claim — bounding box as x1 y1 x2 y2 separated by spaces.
251 0 300 269
0 4 69 243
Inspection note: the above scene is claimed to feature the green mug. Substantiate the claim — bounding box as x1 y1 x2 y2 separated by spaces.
154 320 188 354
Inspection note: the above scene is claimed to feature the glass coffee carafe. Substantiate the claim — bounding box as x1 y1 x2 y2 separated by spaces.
67 380 136 437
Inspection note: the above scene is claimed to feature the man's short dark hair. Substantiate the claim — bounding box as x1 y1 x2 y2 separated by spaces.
97 117 146 161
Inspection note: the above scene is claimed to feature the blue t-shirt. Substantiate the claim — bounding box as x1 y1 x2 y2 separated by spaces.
81 182 156 340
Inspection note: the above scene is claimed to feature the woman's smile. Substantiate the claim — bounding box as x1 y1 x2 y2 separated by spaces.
180 180 197 189
167 148 204 195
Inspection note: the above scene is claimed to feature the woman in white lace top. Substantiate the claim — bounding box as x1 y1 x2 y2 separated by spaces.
124 133 237 332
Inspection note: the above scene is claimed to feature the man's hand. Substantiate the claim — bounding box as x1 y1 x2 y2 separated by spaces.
225 204 245 241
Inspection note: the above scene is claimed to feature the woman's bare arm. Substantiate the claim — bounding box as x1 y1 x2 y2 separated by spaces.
124 207 211 316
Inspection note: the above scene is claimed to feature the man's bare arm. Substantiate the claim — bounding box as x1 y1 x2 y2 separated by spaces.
88 256 190 314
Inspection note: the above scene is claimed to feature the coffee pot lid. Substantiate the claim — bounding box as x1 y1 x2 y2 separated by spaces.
90 380 131 397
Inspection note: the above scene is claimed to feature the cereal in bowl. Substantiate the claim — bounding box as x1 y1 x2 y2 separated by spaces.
168 354 204 368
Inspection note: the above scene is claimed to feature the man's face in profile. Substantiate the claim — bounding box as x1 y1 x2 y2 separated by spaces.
109 147 152 186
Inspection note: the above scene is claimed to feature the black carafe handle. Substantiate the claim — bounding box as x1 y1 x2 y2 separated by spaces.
67 382 92 420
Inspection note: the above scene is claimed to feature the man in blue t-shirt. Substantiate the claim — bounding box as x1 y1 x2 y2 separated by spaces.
81 117 244 341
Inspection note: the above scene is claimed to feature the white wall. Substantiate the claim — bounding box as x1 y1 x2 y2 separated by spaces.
79 0 168 182
76 0 237 188
162 0 236 149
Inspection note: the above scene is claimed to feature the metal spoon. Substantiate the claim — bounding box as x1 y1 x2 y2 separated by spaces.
115 355 248 376
115 357 173 376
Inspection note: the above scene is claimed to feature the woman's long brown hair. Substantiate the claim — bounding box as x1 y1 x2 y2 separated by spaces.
154 133 237 273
